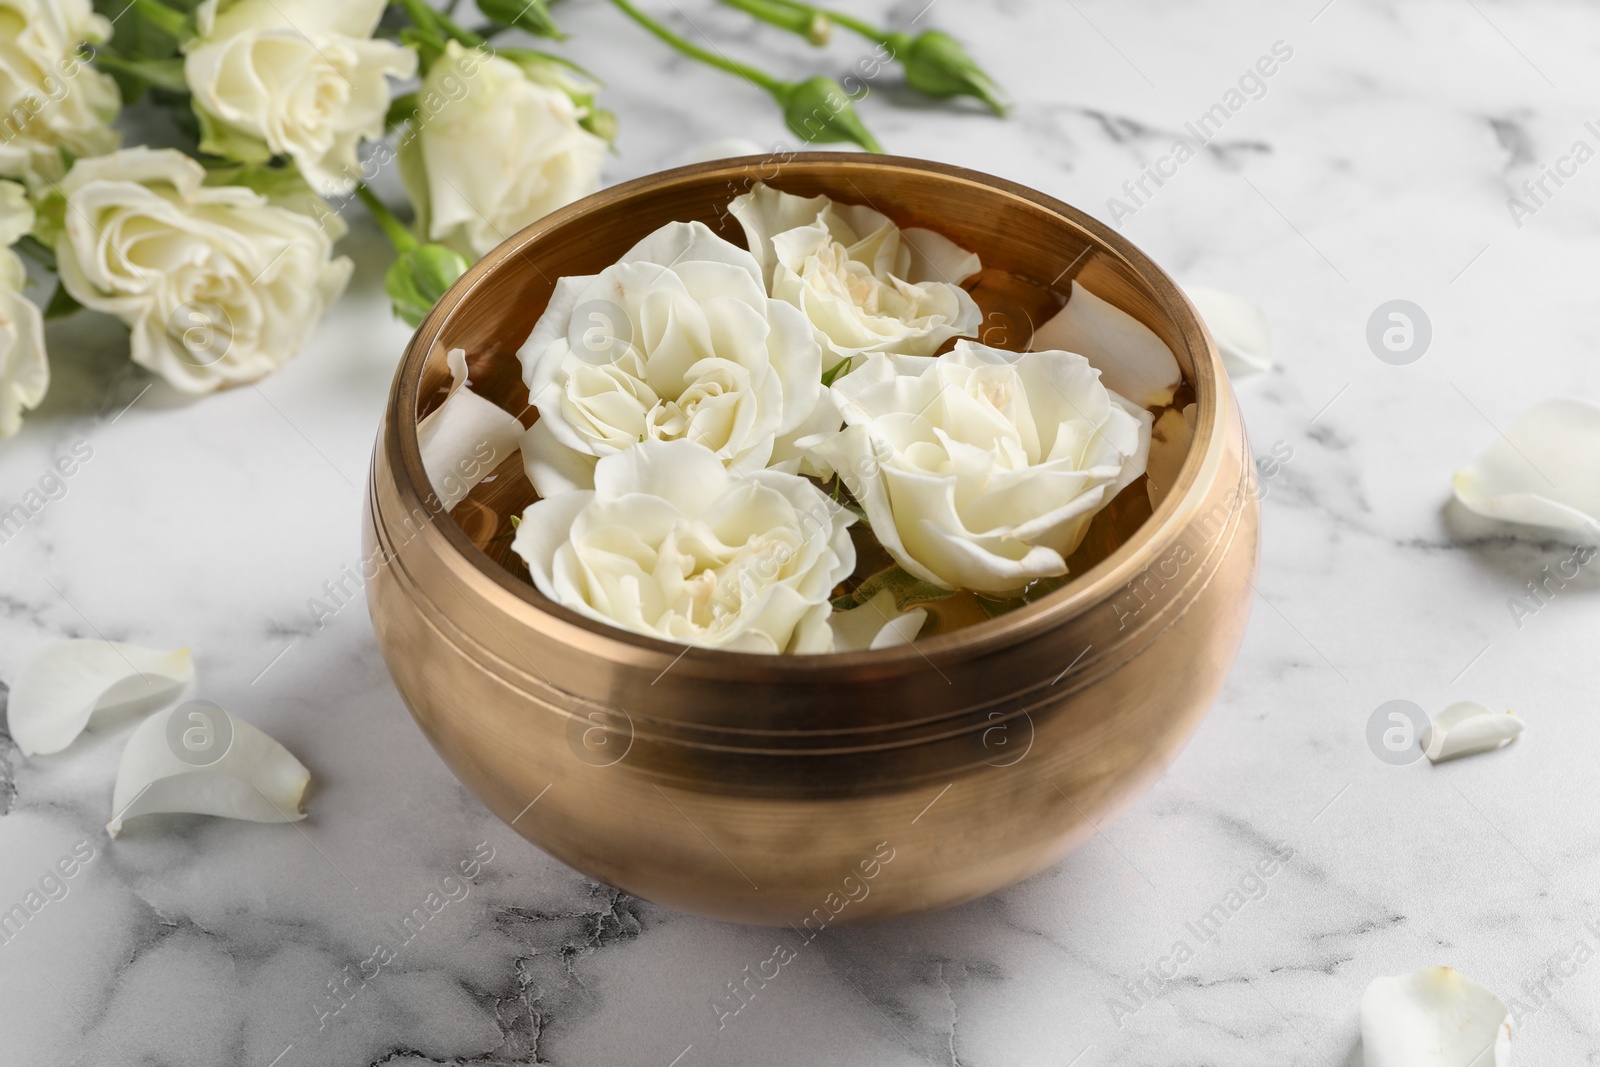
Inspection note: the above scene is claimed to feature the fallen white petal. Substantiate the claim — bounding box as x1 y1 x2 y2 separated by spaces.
7 640 193 756
829 589 928 652
108 701 310 837
418 348 525 511
1423 702 1524 763
1029 281 1181 407
1361 966 1510 1067
1452 398 1600 533
1185 285 1272 379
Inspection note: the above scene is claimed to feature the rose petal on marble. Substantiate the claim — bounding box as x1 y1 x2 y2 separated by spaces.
829 589 929 652
1452 398 1600 533
1029 280 1181 407
1185 285 1272 379
418 348 526 512
7 641 194 757
1423 702 1524 763
1361 966 1511 1067
107 701 311 838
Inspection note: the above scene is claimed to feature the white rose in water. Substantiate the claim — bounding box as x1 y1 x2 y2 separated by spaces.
518 220 832 497
183 0 416 195
0 0 120 187
56 148 353 394
399 41 606 258
803 339 1152 595
0 180 47 437
512 439 856 654
730 181 982 368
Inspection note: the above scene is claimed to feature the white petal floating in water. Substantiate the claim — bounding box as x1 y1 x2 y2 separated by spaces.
1423 702 1524 763
107 700 311 838
1185 285 1272 379
7 640 193 756
829 589 928 652
1029 280 1182 407
1146 405 1196 510
1361 966 1511 1067
418 348 525 512
1453 398 1600 533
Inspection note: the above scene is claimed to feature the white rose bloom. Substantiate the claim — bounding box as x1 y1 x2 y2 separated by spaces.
0 180 46 436
0 0 120 187
184 0 416 195
518 220 832 497
730 182 982 368
56 148 353 394
803 340 1152 595
512 439 856 654
399 41 606 258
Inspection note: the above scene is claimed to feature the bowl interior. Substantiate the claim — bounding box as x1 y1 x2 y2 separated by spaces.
396 154 1216 658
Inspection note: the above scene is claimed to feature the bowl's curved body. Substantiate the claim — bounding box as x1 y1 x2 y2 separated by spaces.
364 155 1259 925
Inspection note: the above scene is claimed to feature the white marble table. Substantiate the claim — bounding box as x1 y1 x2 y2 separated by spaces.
4 1 1598 1063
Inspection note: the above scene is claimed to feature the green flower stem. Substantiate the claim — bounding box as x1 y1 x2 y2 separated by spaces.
91 52 189 93
717 0 830 44
395 0 442 37
432 11 486 47
756 0 886 44
607 0 784 94
355 184 416 253
397 0 485 49
757 0 1006 116
14 235 56 272
130 0 193 40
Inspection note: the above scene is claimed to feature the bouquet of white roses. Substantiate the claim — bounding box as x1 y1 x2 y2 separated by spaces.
0 0 1004 440
417 181 1188 654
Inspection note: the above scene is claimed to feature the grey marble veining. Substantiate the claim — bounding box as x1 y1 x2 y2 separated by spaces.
4 0 1600 1063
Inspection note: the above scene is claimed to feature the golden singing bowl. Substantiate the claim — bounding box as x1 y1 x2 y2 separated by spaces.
364 154 1259 925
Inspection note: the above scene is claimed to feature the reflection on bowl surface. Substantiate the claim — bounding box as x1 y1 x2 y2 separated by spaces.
364 153 1259 925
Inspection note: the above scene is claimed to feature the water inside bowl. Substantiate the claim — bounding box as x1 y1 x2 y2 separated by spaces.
432 263 1195 638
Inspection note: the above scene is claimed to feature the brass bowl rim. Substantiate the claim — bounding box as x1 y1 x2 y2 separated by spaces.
386 152 1224 673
